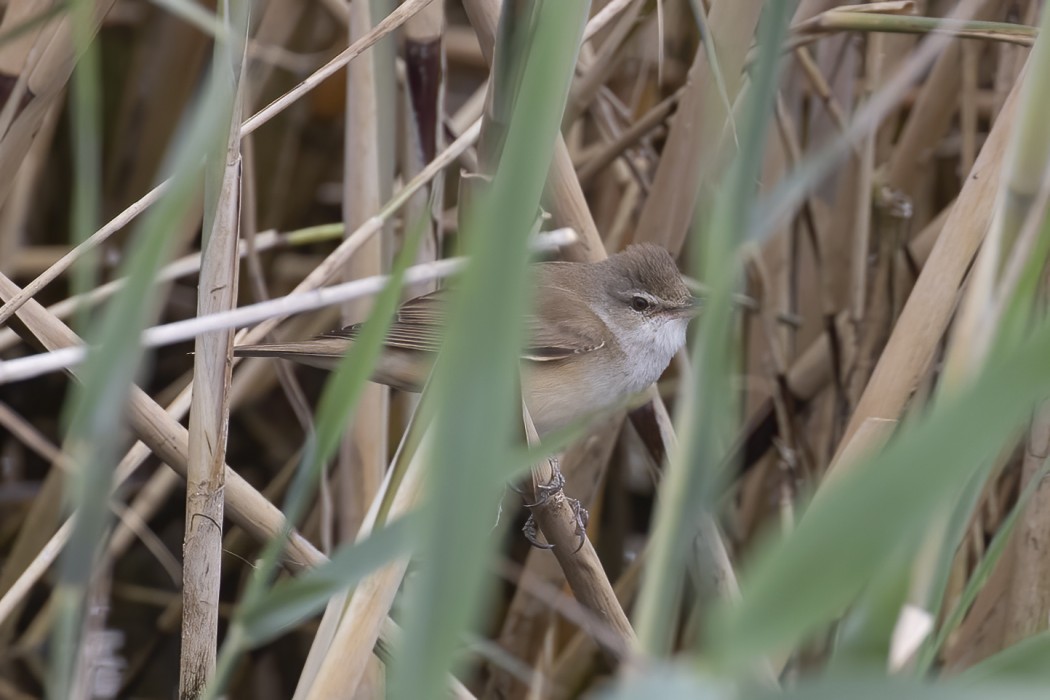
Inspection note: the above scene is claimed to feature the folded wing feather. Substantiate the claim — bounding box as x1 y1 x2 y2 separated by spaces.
319 286 607 361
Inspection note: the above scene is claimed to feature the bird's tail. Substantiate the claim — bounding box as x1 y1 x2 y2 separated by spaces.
233 340 347 371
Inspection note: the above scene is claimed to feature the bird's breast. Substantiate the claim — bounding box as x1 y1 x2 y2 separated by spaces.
522 350 645 435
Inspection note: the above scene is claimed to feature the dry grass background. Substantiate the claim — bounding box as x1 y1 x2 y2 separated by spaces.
1 0 1050 698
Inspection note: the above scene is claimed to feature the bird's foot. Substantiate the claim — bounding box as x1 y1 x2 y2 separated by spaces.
568 497 590 553
522 514 554 549
519 458 590 551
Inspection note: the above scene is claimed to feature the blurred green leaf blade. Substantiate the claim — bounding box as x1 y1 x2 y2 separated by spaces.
237 517 416 649
708 313 1050 666
389 2 590 699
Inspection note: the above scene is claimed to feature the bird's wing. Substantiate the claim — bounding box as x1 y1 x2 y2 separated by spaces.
521 283 607 360
320 289 447 352
322 287 608 361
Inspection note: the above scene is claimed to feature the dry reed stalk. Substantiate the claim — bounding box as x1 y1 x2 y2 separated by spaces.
741 95 800 432
789 7 1036 50
829 68 1024 472
906 201 952 264
338 0 392 560
837 27 914 441
991 1 1035 118
771 95 822 352
179 19 246 693
339 6 394 694
0 177 172 329
0 408 67 648
0 401 59 463
960 40 980 175
446 25 485 69
119 449 308 692
0 519 74 637
745 251 802 471
934 429 1029 672
401 1 445 299
483 417 623 700
0 459 64 629
521 408 636 655
940 511 1014 670
3 410 195 647
793 45 849 134
826 416 898 478
547 555 641 695
943 24 1050 384
295 427 429 700
844 29 882 378
999 400 1050 646
394 0 445 499
0 0 51 80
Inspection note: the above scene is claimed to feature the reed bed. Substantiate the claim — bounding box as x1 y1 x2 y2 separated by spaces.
2 0 1050 698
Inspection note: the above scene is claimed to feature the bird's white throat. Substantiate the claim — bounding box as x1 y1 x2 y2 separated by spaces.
595 310 689 395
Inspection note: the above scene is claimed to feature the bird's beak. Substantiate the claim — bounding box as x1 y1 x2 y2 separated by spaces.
667 296 702 319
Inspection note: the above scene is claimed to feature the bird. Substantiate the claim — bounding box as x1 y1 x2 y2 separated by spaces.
234 244 697 435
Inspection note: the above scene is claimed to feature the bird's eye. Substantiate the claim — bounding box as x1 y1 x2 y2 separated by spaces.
631 296 650 312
